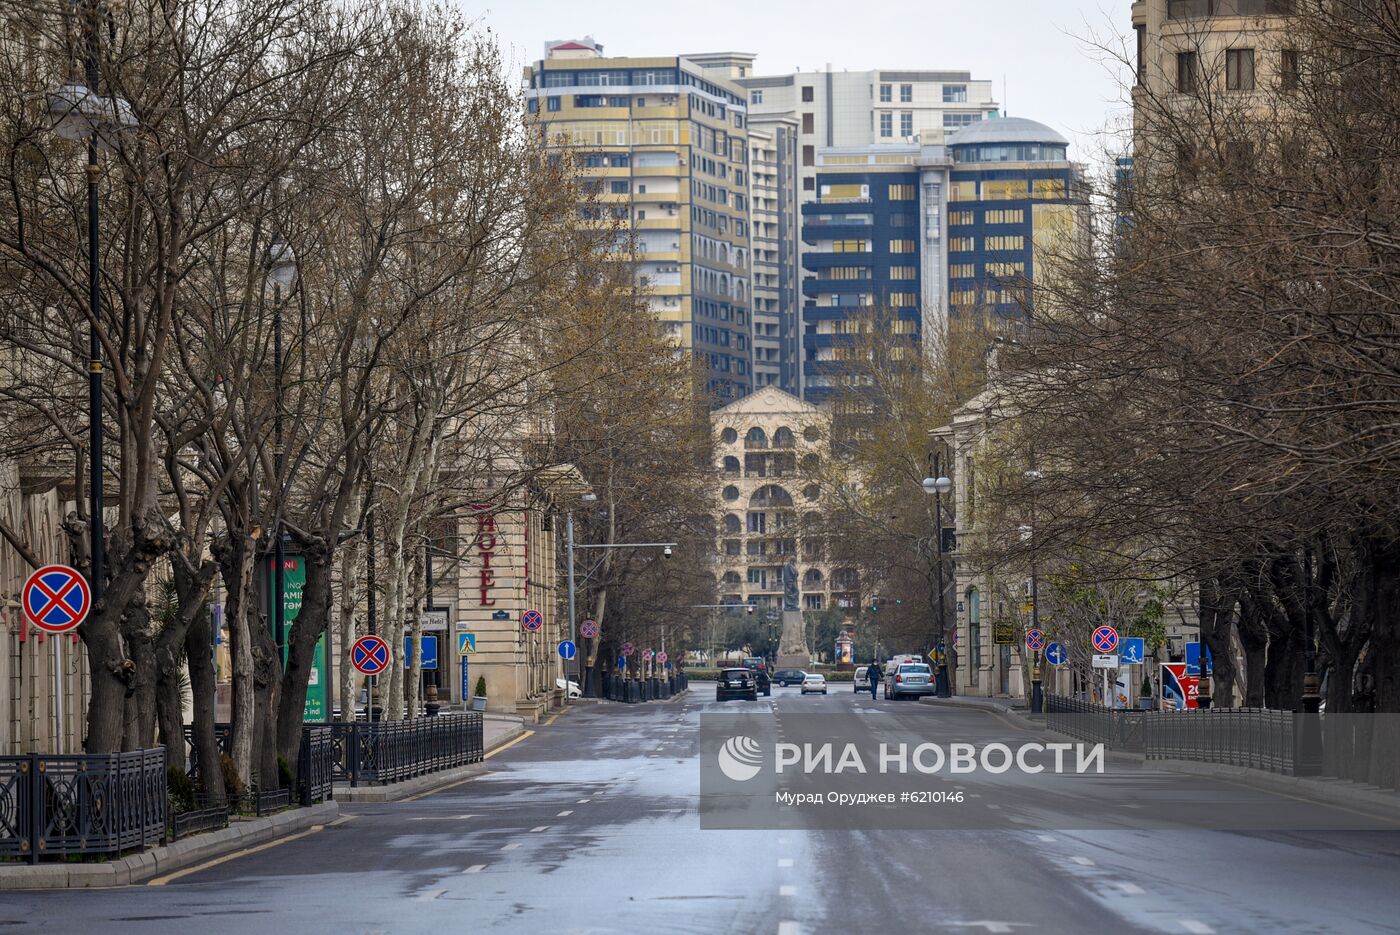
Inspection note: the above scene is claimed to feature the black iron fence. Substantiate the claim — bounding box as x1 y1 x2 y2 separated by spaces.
326 712 483 786
1045 694 1144 752
298 725 336 805
1144 707 1294 773
0 748 166 864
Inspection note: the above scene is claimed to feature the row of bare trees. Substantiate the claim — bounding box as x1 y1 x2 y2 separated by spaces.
977 1 1400 713
0 0 711 797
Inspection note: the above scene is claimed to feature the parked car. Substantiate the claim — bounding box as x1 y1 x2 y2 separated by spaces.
773 668 807 687
853 665 868 692
716 667 758 702
800 673 828 695
743 658 773 695
884 662 935 700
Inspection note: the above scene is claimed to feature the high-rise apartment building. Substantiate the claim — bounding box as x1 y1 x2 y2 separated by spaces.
525 39 754 402
744 120 801 393
801 118 1088 402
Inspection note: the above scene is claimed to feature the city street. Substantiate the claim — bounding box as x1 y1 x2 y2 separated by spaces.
7 687 1400 935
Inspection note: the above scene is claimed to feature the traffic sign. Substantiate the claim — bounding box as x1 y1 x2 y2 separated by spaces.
580 619 599 640
1045 642 1068 666
658 651 668 664
1185 641 1213 676
351 635 391 675
993 621 1017 645
1092 654 1120 669
1120 637 1146 665
558 640 577 660
621 641 635 656
522 609 543 631
617 655 626 669
1092 626 1119 654
457 632 477 656
23 565 91 634
403 635 438 670
491 610 510 621
1025 629 1045 652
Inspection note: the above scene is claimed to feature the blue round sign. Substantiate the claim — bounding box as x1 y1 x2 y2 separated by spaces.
558 639 577 660
1045 642 1068 666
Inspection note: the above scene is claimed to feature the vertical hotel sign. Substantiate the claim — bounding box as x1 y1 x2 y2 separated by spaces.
475 508 498 606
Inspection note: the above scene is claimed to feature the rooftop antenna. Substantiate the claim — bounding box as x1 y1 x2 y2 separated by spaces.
1003 73 1008 115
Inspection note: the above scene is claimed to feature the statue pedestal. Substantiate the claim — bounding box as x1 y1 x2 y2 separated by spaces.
776 610 811 669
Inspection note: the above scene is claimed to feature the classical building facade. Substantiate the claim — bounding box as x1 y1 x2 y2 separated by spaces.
711 387 847 615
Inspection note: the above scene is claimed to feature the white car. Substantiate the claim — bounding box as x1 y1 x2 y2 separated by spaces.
800 673 828 695
555 677 582 699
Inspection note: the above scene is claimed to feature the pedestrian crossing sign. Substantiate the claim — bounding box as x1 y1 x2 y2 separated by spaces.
457 632 477 656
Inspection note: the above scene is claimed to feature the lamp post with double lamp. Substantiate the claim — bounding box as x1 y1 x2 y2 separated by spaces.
46 3 138 607
920 458 952 698
265 239 298 660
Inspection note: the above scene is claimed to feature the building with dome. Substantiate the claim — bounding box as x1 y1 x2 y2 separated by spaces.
800 117 1088 400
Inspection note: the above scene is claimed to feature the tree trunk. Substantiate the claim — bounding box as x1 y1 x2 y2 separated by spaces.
276 540 333 770
217 533 257 790
1236 588 1269 708
121 598 157 751
184 592 226 801
1198 577 1238 707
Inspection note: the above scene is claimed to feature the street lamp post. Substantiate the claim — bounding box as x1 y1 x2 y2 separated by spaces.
921 457 952 698
1023 468 1044 714
47 3 137 608
565 493 597 696
265 239 297 661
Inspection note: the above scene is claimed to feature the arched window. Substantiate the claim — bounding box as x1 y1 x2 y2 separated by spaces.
803 568 824 588
745 427 769 449
722 455 741 475
722 571 742 585
750 484 794 508
723 514 742 534
773 426 795 448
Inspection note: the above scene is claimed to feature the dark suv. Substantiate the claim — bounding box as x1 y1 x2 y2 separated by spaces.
744 660 773 696
716 667 758 702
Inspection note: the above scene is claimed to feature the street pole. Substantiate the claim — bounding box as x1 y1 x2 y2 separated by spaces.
566 510 580 697
933 453 950 698
1298 543 1323 773
273 280 286 661
84 3 104 610
366 497 376 721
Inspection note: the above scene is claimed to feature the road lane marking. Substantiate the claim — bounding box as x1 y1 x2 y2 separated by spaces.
557 810 573 816
1179 921 1214 934
1069 856 1095 866
483 730 535 759
1037 835 1056 842
577 798 591 804
501 842 522 851
463 864 487 874
779 885 797 896
778 858 793 868
415 889 447 901
530 825 549 832
1116 882 1146 895
148 815 353 885
778 922 800 935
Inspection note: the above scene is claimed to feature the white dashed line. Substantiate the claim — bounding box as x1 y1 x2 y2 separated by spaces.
530 826 549 832
1070 856 1095 866
1179 921 1214 935
462 864 487 874
1116 882 1146 895
577 799 591 804
779 885 797 897
501 842 522 851
415 889 447 901
778 922 801 935
777 858 793 868
1037 835 1056 842
557 810 574 817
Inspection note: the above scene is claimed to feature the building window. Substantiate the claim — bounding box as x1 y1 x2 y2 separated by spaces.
1176 52 1198 93
900 112 913 137
802 112 814 134
949 237 975 252
949 210 974 225
888 239 916 253
527 97 539 114
944 113 980 129
546 95 561 111
803 176 815 191
888 183 915 200
802 85 814 102
1280 49 1300 90
747 568 768 588
900 83 913 102
610 180 629 194
1135 24 1146 85
1226 48 1255 91
802 145 815 166
879 112 893 137
879 83 892 102
889 265 917 280
804 595 824 610
888 292 916 307
747 512 767 533
831 240 868 253
943 84 967 103
985 235 1025 251
751 90 763 104
949 263 975 278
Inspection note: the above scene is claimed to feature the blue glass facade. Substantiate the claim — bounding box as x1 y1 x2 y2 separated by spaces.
800 169 923 404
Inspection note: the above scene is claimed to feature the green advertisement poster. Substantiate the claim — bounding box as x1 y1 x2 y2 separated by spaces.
273 554 326 721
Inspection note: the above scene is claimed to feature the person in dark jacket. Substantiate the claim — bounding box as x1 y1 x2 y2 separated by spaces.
867 660 881 699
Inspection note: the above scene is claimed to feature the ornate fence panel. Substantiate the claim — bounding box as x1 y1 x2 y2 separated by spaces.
0 748 167 864
1144 708 1294 773
322 712 484 786
298 726 336 805
1045 695 1144 752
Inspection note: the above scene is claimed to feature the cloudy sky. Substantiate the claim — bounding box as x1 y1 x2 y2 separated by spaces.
468 0 1135 167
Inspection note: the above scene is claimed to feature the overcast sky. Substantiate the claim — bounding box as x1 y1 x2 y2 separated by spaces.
467 0 1135 168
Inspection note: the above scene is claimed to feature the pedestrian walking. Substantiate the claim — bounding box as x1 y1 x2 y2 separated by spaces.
868 659 881 699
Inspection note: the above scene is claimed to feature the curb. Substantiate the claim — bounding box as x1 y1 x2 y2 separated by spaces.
331 721 529 803
0 801 339 891
1151 758 1400 820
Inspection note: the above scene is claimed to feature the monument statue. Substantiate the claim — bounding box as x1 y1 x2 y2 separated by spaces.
782 560 799 612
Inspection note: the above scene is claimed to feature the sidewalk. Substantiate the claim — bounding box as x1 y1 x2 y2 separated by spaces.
334 711 530 803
